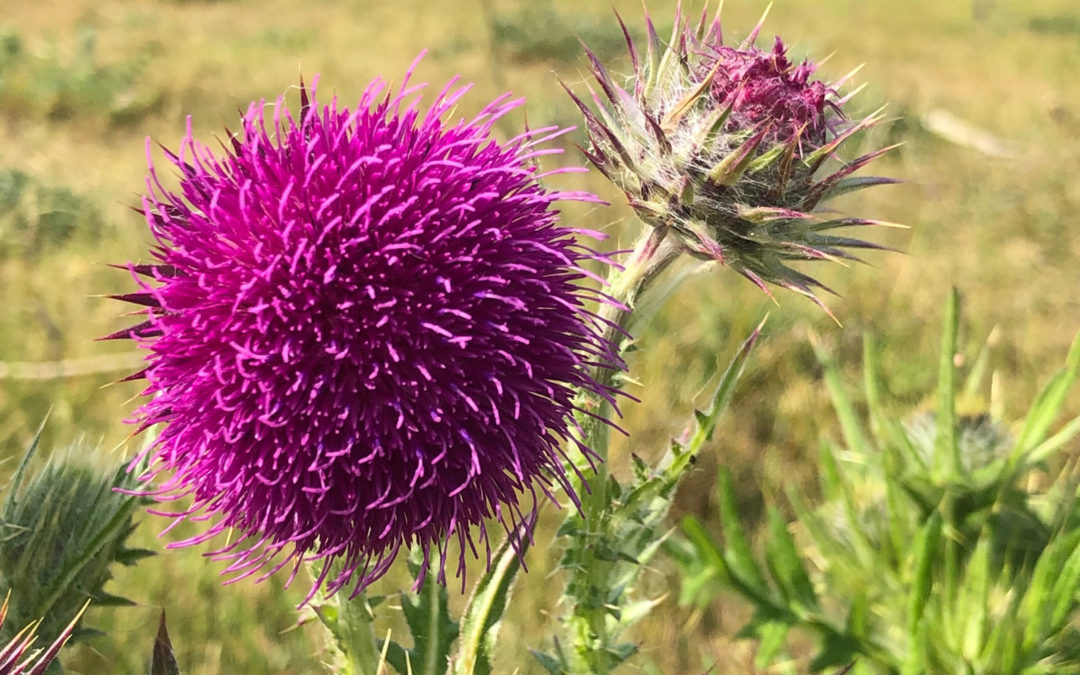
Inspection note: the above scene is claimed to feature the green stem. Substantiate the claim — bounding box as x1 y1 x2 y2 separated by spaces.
567 225 681 673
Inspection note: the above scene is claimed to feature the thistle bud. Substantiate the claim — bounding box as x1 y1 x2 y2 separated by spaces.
567 4 898 310
0 433 151 649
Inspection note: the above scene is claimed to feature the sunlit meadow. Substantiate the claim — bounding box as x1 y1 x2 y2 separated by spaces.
1 0 1078 673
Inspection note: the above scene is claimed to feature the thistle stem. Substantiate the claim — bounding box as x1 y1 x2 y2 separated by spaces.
567 225 681 673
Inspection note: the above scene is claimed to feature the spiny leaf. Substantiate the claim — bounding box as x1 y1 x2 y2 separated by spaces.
688 317 766 449
906 511 942 636
151 610 181 675
1012 330 1080 467
707 123 773 186
530 649 566 675
394 552 458 675
452 514 532 675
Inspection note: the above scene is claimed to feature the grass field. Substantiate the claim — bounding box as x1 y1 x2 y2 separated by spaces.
1 0 1078 672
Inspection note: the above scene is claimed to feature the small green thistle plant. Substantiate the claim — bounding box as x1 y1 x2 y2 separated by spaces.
0 428 152 650
674 290 1080 673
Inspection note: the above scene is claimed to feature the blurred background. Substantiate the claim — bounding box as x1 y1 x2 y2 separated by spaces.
0 0 1077 672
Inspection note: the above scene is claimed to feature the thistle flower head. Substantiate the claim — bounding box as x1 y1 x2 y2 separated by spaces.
568 4 898 311
108 62 620 600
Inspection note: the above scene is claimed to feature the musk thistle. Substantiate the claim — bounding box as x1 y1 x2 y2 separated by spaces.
109 60 621 601
567 4 898 312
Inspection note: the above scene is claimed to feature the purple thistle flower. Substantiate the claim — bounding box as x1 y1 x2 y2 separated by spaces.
566 4 899 315
109 60 621 600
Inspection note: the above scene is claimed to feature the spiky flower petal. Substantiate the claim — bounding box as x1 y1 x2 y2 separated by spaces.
111 64 620 600
570 4 897 311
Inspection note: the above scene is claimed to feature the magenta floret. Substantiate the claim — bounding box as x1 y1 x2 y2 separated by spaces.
705 37 832 142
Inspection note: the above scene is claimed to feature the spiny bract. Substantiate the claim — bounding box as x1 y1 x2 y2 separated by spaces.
109 62 621 601
567 3 898 313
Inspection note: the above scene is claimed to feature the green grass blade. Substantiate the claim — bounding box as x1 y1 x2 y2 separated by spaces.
1021 530 1080 651
1048 535 1080 633
680 516 733 587
1027 414 1080 466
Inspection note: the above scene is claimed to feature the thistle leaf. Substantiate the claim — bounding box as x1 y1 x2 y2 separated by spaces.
688 317 766 449
151 610 181 675
390 553 459 675
452 515 532 675
1011 330 1080 467
906 511 942 636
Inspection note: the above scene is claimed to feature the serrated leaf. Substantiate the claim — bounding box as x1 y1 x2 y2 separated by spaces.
394 553 458 675
452 514 532 675
382 640 411 675
151 610 181 675
89 591 136 608
114 547 156 566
